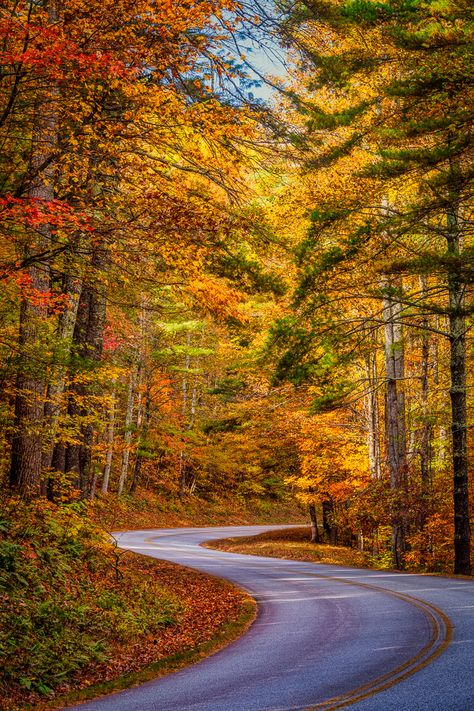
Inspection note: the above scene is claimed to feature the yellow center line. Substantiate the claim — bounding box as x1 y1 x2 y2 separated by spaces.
124 534 454 710
292 572 453 711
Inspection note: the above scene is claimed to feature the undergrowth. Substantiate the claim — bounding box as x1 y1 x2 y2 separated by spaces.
0 497 181 701
91 488 306 531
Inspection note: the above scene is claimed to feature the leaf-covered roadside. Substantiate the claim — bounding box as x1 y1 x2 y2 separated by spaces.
208 527 376 569
209 527 457 574
0 499 251 710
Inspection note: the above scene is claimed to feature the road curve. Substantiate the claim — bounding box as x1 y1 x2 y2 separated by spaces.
73 526 474 711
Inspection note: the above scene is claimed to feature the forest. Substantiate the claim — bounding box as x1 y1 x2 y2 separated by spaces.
0 0 473 706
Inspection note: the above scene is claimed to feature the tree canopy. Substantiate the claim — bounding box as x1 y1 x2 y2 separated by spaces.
1 0 473 578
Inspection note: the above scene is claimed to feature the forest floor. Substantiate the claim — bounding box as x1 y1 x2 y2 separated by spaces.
1 493 305 711
207 526 377 568
90 489 306 532
32 558 255 711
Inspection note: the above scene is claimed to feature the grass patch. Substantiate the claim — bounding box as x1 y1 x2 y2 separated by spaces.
207 526 374 568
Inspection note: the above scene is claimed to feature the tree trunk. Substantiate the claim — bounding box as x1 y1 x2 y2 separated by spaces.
9 292 49 498
42 270 82 497
322 500 335 542
364 348 381 479
101 386 116 494
446 202 471 575
309 502 320 543
418 276 432 529
117 371 135 496
64 247 107 497
9 2 60 498
382 275 407 569
130 387 151 494
179 334 191 497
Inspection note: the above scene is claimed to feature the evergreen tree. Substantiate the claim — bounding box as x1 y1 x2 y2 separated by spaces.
277 0 473 573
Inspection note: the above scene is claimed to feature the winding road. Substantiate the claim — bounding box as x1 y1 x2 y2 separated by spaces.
74 526 474 711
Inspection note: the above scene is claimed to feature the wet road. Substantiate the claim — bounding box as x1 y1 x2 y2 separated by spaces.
73 526 474 711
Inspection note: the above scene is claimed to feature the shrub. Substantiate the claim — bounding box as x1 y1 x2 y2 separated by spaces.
0 497 181 698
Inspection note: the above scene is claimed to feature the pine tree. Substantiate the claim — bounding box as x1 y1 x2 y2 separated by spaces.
277 0 473 573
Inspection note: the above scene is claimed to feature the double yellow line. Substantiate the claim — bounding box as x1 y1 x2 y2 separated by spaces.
299 571 453 710
135 534 453 710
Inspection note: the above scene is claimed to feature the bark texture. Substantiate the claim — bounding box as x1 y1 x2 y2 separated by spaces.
64 246 107 496
447 202 471 575
309 503 320 543
383 276 407 569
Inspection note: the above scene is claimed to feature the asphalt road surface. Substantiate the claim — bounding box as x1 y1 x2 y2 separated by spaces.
73 526 474 711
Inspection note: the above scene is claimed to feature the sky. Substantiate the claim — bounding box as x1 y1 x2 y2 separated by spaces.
243 40 289 101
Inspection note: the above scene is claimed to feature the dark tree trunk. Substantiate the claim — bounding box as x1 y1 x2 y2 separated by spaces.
64 247 107 497
130 388 152 494
322 500 336 542
42 269 82 470
9 293 48 498
309 502 320 543
42 270 82 498
446 202 471 575
64 284 89 490
419 276 432 530
383 276 407 569
51 443 66 474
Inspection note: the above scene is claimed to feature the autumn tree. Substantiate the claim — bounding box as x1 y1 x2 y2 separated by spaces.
270 0 473 572
1 0 263 499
